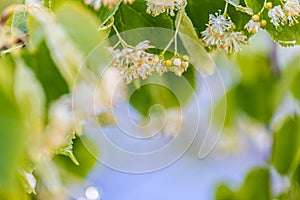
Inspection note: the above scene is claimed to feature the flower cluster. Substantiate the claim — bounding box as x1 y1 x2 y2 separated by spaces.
201 11 248 53
110 40 157 84
155 55 189 77
110 41 190 84
84 0 135 10
146 0 187 16
268 0 300 27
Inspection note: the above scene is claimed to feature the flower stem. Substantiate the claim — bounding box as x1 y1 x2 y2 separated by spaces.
112 25 133 48
223 1 229 16
162 9 183 56
258 0 267 15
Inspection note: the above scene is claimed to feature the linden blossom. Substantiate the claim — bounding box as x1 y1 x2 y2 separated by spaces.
109 40 190 84
268 5 287 27
284 0 300 26
145 0 187 17
201 12 247 54
208 11 233 35
109 40 156 84
268 0 300 28
84 0 135 10
244 19 261 33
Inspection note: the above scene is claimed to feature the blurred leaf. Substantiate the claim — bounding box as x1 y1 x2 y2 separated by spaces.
0 58 27 200
14 59 46 132
291 72 300 101
54 136 98 180
272 116 300 175
27 6 83 87
272 58 300 110
234 52 277 124
214 89 237 127
215 183 236 200
36 160 62 194
27 15 44 51
0 0 16 13
215 168 271 200
55 2 108 55
0 56 15 98
20 171 37 195
177 10 215 74
236 168 271 200
11 10 27 38
97 110 116 126
22 42 69 109
55 2 110 72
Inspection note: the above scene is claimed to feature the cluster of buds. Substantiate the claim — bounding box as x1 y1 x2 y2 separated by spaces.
109 40 190 83
157 55 189 76
201 11 248 54
244 15 267 33
84 0 135 10
146 0 187 16
267 0 300 28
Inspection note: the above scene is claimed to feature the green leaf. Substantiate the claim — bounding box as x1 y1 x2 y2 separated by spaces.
56 133 79 166
265 24 300 47
244 0 264 14
113 0 173 44
237 168 271 200
98 0 122 25
129 66 196 116
226 0 253 15
272 116 300 175
291 72 300 101
177 10 215 74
